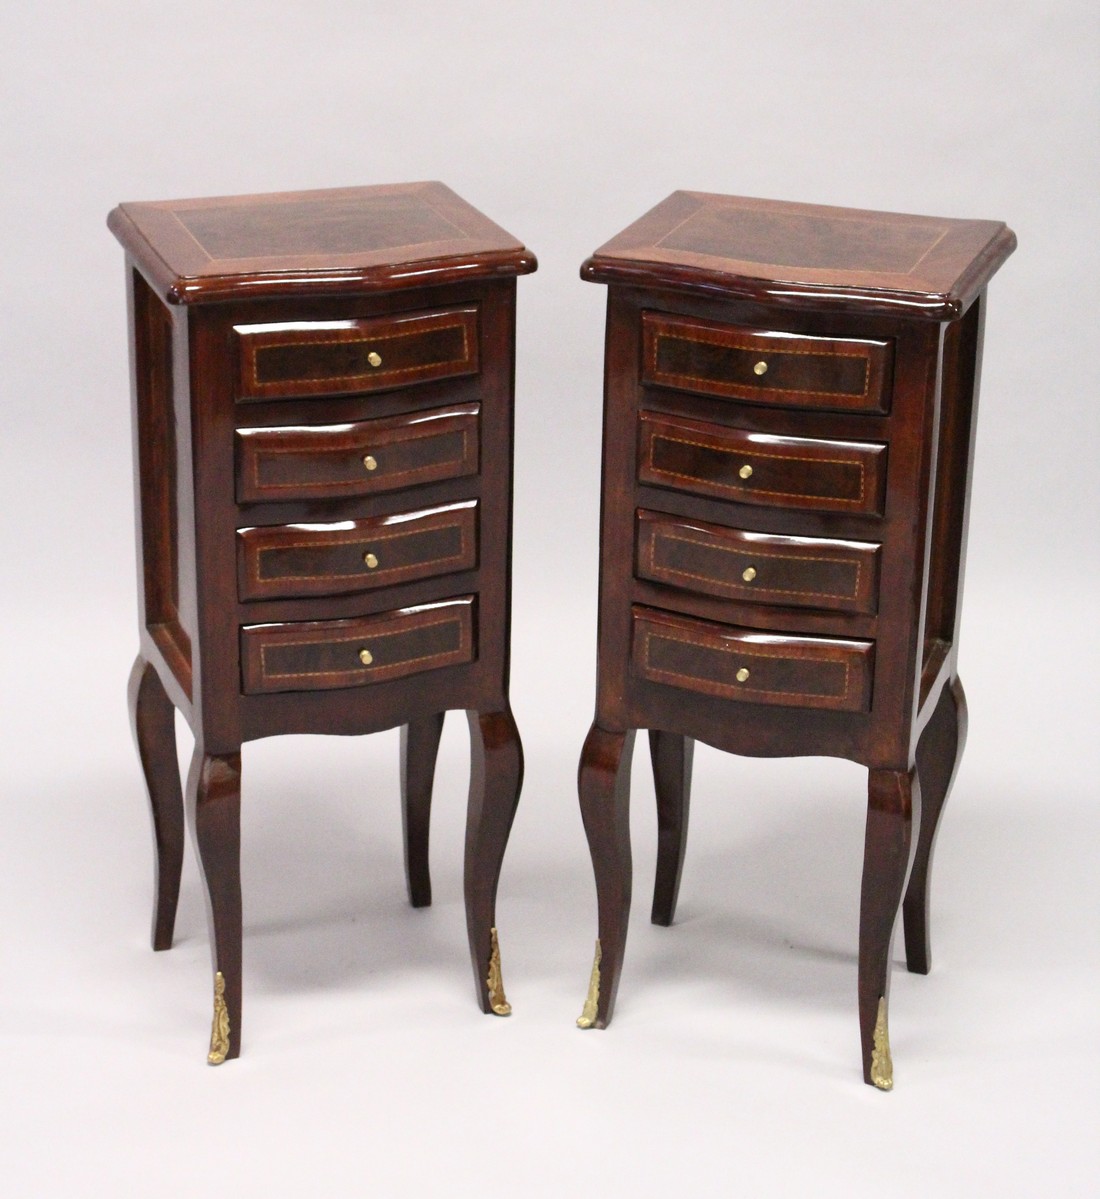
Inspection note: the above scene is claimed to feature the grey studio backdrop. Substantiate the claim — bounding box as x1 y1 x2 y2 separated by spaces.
1 3 1096 1196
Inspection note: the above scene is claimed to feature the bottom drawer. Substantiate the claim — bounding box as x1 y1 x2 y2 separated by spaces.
241 597 475 694
632 605 873 713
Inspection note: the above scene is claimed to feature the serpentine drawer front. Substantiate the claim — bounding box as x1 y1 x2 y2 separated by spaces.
641 311 893 414
235 306 480 401
112 182 535 1063
235 404 480 504
240 598 476 694
577 190 1014 1090
236 502 478 601
635 510 881 616
638 410 888 515
632 606 874 713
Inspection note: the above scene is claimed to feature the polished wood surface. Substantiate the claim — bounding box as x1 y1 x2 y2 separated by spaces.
633 606 874 713
189 747 243 1063
642 311 893 414
236 502 478 601
128 656 185 951
648 730 694 927
636 510 881 615
583 191 1015 319
240 597 476 694
464 710 524 1013
638 410 888 515
112 183 535 1061
859 767 917 1088
235 403 480 504
401 712 446 908
577 192 1013 1087
904 677 967 974
235 305 480 401
109 181 537 304
577 725 636 1029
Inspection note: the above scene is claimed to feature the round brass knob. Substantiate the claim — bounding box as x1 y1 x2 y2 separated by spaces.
738 464 753 480
742 566 757 582
753 360 768 376
363 454 378 471
363 552 379 569
358 648 374 666
735 667 750 683
367 351 382 368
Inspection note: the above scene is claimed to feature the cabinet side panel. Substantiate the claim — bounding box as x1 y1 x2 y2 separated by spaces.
921 294 983 698
131 267 192 692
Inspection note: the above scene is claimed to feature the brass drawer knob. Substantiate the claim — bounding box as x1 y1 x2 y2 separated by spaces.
363 454 378 471
367 351 382 368
735 667 750 683
742 566 757 582
753 360 768 376
358 648 374 666
738 463 753 480
363 552 379 569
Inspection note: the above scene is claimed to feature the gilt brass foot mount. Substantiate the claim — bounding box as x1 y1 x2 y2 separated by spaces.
576 939 602 1029
487 927 512 1016
207 971 230 1065
870 996 894 1091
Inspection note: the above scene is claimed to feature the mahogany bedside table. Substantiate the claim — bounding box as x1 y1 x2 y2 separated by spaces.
109 182 536 1062
574 192 1014 1088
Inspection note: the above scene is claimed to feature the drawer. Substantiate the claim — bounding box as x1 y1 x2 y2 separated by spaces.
638 411 886 515
241 597 475 694
237 501 478 601
236 403 479 504
642 312 892 414
636 510 881 615
632 606 873 713
234 306 479 401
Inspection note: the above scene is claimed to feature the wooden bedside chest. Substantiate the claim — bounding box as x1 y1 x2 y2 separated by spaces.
574 192 1014 1088
109 182 536 1062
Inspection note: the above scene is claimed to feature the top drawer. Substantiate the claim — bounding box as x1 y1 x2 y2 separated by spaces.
641 312 892 414
234 306 479 401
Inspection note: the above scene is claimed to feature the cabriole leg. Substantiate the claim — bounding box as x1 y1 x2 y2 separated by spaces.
400 712 445 908
464 709 523 1016
904 677 967 973
577 724 636 1030
648 730 694 926
189 747 243 1065
859 767 919 1090
128 655 185 951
